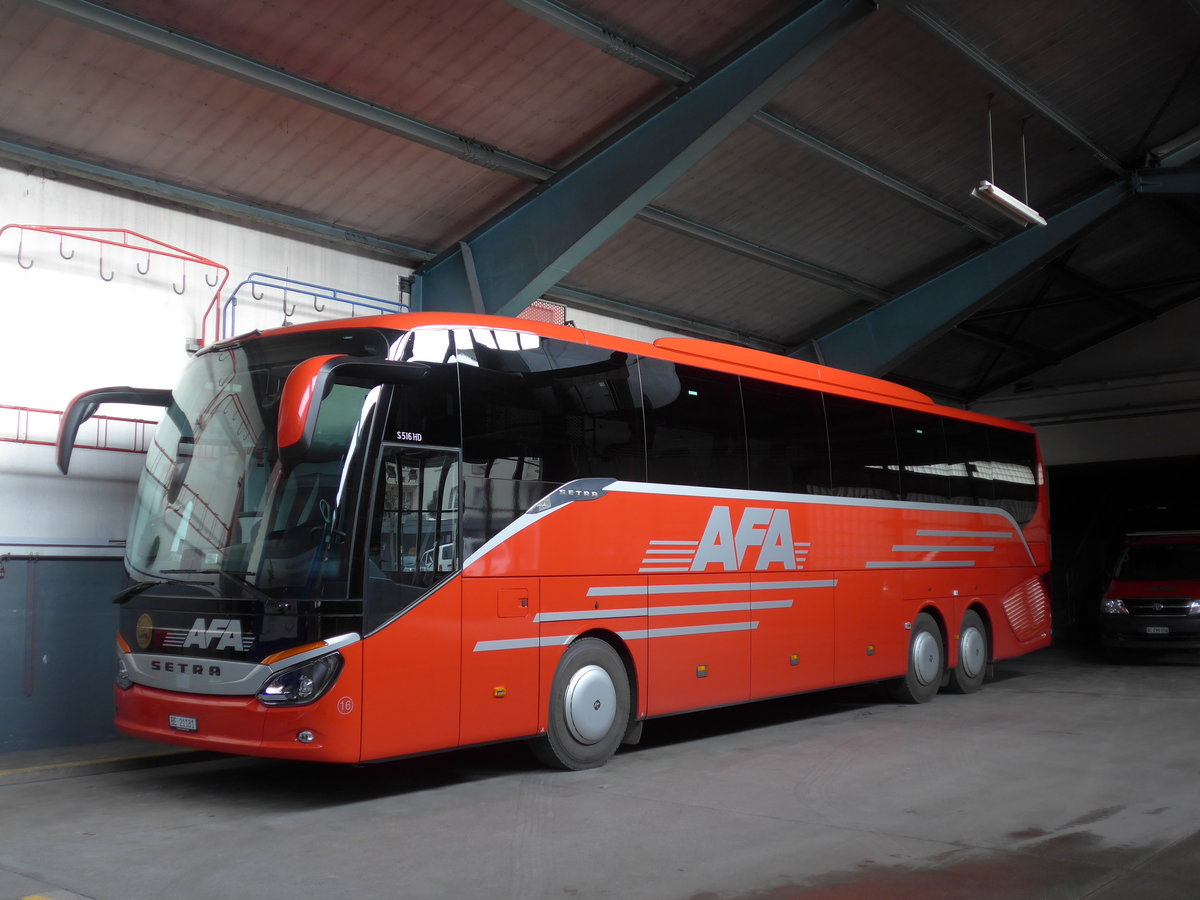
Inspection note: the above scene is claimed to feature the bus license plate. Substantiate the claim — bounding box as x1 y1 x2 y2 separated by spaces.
168 715 198 733
1146 626 1169 635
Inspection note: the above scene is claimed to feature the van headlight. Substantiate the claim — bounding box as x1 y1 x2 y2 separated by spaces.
257 653 343 706
1102 598 1129 615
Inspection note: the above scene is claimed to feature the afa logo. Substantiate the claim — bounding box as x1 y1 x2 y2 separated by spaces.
161 618 255 652
642 506 809 573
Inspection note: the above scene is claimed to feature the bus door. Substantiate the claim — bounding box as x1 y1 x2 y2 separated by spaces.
361 444 463 759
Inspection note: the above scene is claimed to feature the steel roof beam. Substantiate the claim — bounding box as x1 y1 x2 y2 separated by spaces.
543 285 787 352
0 138 435 262
24 0 556 183
799 179 1132 376
637 207 890 303
510 0 1004 243
900 3 1126 175
413 0 875 316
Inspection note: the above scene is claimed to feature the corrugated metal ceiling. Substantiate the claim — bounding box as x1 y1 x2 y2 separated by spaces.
1 0 1198 407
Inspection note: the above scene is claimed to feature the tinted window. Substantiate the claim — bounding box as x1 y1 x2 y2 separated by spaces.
893 408 951 503
985 426 1039 525
638 359 746 490
456 330 643 551
825 394 899 500
942 417 994 507
742 377 830 495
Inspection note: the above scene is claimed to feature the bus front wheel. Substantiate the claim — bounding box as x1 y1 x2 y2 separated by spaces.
891 612 943 704
532 637 630 770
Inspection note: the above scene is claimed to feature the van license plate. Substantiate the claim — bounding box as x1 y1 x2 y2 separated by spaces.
168 715 198 732
1146 626 1169 635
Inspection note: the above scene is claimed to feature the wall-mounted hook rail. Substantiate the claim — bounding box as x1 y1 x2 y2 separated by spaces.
0 225 230 347
16 232 33 269
99 246 114 281
221 272 408 338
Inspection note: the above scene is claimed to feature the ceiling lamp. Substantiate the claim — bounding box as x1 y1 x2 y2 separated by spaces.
971 180 1047 227
971 95 1046 227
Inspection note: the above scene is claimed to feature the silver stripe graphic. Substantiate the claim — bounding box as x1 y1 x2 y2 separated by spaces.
535 598 794 623
644 549 695 555
916 529 1012 539
649 540 699 546
588 579 836 598
618 622 760 641
892 544 994 553
473 634 575 652
866 560 975 569
638 566 692 573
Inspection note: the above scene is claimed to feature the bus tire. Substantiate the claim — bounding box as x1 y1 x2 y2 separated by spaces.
947 609 988 694
532 637 631 771
891 612 943 704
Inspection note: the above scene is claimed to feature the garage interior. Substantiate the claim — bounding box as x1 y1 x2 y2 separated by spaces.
1 1 1199 898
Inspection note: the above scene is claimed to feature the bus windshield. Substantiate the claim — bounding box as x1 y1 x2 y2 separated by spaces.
125 328 399 598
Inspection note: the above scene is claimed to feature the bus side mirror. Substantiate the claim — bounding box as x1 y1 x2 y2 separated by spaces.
277 355 427 471
57 386 173 475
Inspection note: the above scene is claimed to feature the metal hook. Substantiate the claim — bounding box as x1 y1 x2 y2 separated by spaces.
137 252 151 275
251 283 264 301
16 233 33 269
205 270 219 287
283 291 296 318
173 270 186 295
313 294 325 313
59 235 74 260
99 247 114 281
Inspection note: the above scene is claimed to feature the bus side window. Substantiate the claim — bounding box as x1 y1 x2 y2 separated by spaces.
893 408 951 504
943 418 995 508
825 394 900 500
638 359 747 490
742 377 831 495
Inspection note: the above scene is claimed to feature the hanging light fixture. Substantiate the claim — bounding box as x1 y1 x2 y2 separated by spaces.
971 96 1046 227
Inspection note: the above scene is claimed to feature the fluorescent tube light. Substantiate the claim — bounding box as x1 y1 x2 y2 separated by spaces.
971 180 1047 227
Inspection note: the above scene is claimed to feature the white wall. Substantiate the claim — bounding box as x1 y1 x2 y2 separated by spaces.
0 164 409 552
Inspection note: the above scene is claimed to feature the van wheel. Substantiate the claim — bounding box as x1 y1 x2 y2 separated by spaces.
891 612 943 703
948 610 988 694
531 638 630 770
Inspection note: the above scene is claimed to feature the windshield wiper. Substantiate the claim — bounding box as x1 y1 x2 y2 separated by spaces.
217 569 292 614
113 575 211 604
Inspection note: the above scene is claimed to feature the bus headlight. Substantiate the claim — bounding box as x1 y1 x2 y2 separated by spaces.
257 653 343 706
116 653 133 690
1187 600 1200 616
1102 598 1129 615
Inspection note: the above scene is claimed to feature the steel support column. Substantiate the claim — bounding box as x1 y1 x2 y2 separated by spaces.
413 0 874 316
803 179 1132 376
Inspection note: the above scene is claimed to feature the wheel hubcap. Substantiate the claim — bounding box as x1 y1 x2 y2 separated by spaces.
563 664 617 744
912 631 941 686
960 626 985 679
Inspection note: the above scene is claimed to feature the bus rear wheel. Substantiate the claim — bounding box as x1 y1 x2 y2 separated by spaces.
891 612 943 703
532 637 631 770
947 609 988 694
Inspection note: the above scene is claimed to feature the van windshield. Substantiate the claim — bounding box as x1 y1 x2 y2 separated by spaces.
1116 541 1200 582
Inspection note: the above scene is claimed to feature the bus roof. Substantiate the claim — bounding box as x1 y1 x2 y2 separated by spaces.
217 311 1033 432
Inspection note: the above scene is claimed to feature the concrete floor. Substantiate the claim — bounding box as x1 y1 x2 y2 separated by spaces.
1 646 1198 900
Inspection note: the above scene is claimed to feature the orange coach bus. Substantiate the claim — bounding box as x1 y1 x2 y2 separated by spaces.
58 313 1050 769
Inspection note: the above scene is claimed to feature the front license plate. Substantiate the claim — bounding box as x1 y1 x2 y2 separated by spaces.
1146 626 1169 635
168 715 198 733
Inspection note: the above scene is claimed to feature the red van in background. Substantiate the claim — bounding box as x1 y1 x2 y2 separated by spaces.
1100 532 1200 651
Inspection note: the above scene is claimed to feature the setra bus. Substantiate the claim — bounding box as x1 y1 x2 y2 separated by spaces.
57 313 1051 769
